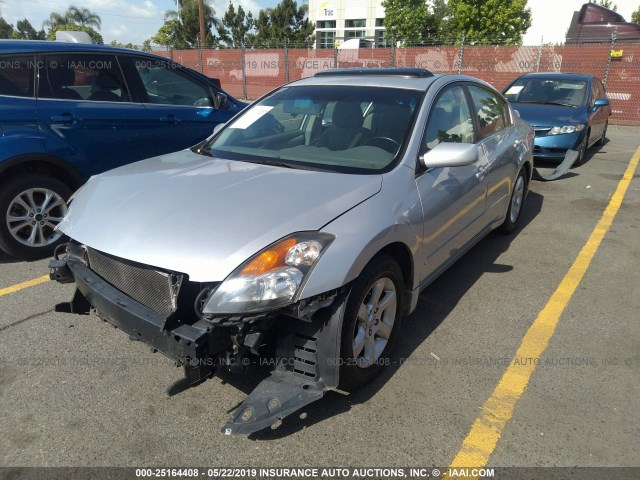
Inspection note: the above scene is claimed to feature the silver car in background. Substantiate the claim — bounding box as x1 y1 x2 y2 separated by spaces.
50 68 534 435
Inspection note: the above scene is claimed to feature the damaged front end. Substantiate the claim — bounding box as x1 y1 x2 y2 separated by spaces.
49 241 345 435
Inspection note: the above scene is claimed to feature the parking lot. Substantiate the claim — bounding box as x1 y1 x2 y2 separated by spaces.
1 125 639 470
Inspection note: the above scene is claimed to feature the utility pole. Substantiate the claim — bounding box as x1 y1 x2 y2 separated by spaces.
198 0 206 49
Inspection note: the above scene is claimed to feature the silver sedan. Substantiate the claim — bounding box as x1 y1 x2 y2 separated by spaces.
50 68 534 434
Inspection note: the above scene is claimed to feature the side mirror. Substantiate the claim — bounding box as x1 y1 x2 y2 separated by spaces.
594 98 609 108
420 142 479 169
214 92 229 110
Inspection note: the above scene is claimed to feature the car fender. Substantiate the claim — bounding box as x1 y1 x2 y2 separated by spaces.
298 165 422 302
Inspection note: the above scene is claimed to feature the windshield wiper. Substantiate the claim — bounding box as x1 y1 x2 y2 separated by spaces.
517 101 576 107
248 159 295 169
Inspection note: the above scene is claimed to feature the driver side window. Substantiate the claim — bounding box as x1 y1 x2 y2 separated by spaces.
422 85 474 152
134 59 212 107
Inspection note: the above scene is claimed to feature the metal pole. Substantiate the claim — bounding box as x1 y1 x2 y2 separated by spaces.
458 33 465 75
197 37 203 74
536 36 543 72
284 37 289 83
390 37 395 67
333 45 338 69
197 0 206 54
603 31 616 88
241 42 247 100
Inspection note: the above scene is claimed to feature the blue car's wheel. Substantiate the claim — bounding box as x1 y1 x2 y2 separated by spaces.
573 131 590 167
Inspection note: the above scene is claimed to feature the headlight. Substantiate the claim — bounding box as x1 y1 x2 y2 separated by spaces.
203 232 334 314
548 125 585 135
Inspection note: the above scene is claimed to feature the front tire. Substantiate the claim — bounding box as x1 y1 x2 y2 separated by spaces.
338 255 405 392
498 168 527 234
0 174 71 260
572 131 590 167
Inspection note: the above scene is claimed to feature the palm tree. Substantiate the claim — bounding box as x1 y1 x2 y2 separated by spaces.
65 6 101 30
43 12 68 30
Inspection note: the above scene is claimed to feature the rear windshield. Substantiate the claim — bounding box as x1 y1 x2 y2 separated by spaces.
203 85 423 173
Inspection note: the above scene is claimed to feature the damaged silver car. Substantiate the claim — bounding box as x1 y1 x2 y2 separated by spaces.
49 68 534 434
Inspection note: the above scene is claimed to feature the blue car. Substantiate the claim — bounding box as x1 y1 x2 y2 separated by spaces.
0 40 246 259
503 72 611 166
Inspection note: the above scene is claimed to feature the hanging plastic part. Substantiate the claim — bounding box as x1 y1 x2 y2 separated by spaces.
222 372 324 435
532 149 579 181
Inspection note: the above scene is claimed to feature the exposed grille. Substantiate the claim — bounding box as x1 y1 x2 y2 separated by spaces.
86 248 181 317
293 332 318 379
534 127 551 137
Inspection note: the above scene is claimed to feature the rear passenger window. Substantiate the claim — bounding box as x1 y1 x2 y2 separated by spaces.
39 54 130 102
0 56 35 98
467 85 509 139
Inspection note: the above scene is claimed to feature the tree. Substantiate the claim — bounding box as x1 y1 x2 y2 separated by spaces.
448 0 532 45
381 0 430 43
219 2 254 47
151 18 187 49
631 5 640 23
43 12 68 30
46 24 103 44
250 0 314 47
15 18 46 40
0 17 14 39
65 6 101 29
152 0 222 49
588 0 617 12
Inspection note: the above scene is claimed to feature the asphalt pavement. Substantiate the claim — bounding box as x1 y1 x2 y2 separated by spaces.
0 126 638 471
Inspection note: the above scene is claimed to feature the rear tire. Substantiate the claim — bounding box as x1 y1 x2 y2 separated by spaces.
498 168 527 234
0 174 71 260
338 255 405 392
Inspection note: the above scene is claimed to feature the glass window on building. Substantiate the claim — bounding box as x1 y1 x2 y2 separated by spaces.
345 19 366 28
317 20 336 29
375 18 386 47
318 31 336 49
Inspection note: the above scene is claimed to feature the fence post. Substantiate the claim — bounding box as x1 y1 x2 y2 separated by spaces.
197 37 203 74
458 33 465 75
241 42 247 100
333 46 338 69
169 46 173 61
390 38 395 67
284 38 289 83
603 31 616 88
536 37 543 72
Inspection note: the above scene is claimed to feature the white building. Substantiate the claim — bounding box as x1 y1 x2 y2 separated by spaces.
308 0 387 48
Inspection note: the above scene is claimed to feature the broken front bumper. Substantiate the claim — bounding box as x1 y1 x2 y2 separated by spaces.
49 249 342 435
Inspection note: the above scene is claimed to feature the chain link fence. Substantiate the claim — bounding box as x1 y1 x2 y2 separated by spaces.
153 36 640 125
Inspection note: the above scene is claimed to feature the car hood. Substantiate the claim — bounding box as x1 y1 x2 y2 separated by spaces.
58 150 382 282
511 103 586 127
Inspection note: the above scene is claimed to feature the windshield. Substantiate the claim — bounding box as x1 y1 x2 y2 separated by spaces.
203 85 423 173
504 78 587 107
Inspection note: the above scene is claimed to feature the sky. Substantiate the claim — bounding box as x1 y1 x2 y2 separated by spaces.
0 0 638 46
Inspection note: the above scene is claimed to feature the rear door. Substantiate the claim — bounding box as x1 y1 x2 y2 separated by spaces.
466 84 517 226
36 53 154 178
122 56 230 155
0 55 40 161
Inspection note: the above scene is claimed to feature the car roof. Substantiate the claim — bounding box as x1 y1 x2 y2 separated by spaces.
0 39 152 56
289 72 483 91
516 72 594 81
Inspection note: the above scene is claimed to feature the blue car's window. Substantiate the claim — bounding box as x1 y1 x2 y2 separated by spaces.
504 78 587 107
0 56 35 98
134 59 212 107
39 54 130 103
205 85 423 173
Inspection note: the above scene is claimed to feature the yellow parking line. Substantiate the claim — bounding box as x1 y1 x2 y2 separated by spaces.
0 275 50 297
448 145 640 473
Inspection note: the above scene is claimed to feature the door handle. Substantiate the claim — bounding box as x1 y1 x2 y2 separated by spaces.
160 115 181 124
50 113 79 124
